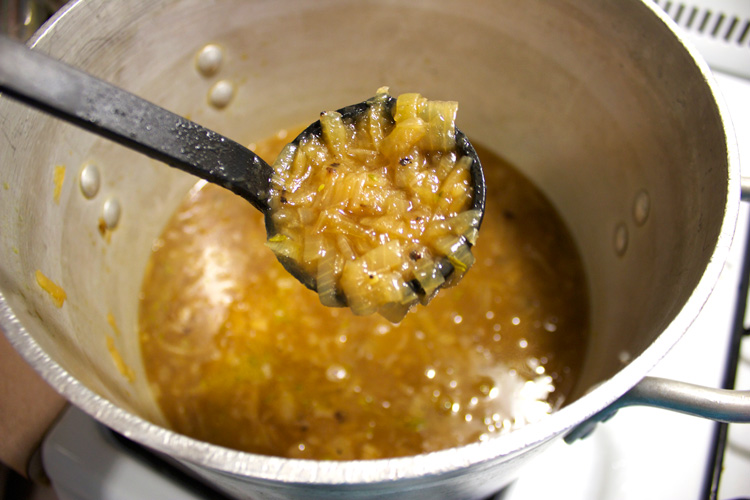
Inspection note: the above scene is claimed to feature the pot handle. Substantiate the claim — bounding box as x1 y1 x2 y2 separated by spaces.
564 376 750 443
742 179 750 201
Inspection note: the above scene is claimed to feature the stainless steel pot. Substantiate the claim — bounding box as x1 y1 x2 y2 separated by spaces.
0 0 747 498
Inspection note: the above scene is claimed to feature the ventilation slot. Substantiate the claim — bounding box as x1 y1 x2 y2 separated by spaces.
653 0 750 78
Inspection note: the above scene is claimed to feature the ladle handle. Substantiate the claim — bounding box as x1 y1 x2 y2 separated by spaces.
0 36 272 212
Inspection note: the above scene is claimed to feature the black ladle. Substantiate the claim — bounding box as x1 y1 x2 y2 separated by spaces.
270 97 486 300
0 36 485 303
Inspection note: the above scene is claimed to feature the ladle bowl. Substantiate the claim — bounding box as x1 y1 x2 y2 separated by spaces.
266 94 486 301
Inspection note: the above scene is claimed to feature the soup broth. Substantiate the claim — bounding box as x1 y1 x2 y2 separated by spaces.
139 132 589 460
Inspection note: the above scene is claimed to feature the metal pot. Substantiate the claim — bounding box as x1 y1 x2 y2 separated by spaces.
0 0 746 498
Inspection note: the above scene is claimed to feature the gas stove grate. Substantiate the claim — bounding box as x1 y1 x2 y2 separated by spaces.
702 211 750 500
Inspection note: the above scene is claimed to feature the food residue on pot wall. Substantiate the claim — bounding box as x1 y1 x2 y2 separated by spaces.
106 335 135 383
107 311 122 337
35 270 66 308
106 311 135 382
53 165 65 204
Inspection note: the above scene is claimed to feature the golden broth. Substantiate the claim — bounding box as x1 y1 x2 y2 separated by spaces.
138 132 589 460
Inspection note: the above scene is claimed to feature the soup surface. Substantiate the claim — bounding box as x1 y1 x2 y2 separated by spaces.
139 132 589 460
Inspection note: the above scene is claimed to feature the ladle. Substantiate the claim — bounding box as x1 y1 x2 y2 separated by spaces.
0 36 485 306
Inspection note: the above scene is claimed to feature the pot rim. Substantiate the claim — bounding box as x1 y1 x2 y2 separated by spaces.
0 0 741 484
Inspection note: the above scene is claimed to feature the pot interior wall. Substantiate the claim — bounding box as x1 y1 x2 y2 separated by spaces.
0 0 730 435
